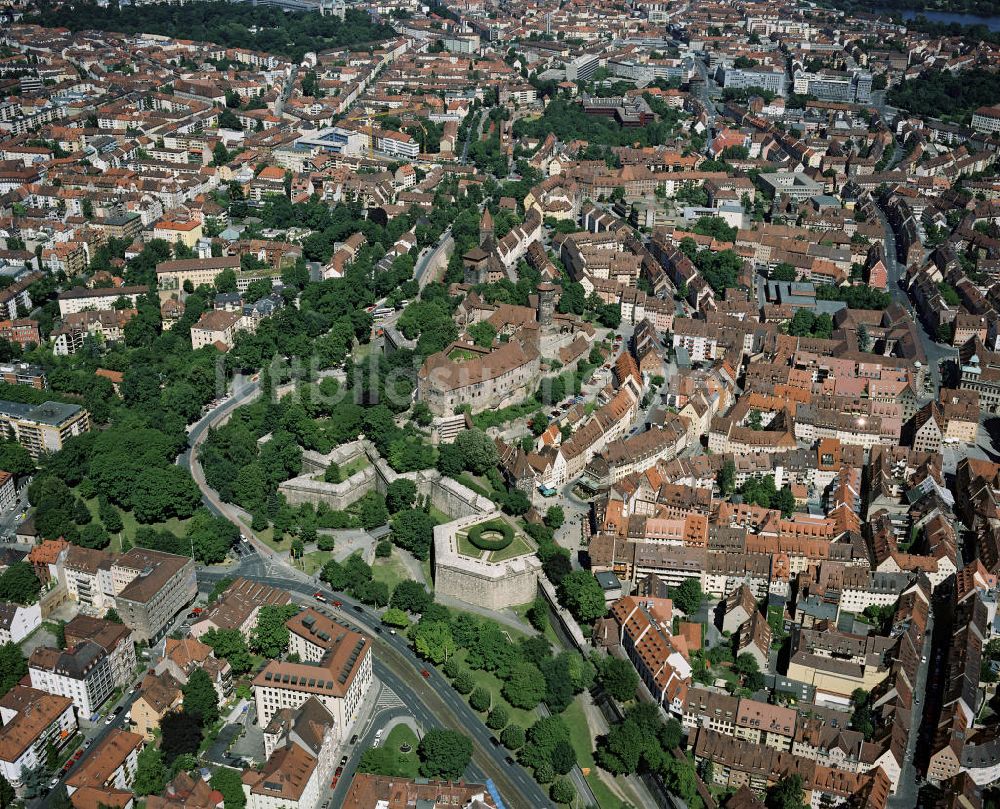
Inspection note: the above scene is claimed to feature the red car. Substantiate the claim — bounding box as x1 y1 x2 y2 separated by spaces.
332 600 343 608
313 592 327 603
335 766 344 777
421 669 430 678
330 776 339 788
73 750 83 760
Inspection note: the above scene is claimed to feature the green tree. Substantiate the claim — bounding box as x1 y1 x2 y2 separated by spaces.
454 429 499 475
0 562 40 605
104 607 123 623
502 662 546 709
182 667 219 726
469 321 498 347
0 774 13 809
487 706 509 730
381 608 410 628
669 578 702 616
557 570 606 622
469 686 492 712
385 478 417 513
160 711 203 764
544 505 564 529
390 508 436 560
501 724 525 749
766 774 808 809
418 729 473 780
202 628 253 675
210 767 247 809
551 777 576 805
390 580 431 614
414 621 456 663
598 656 639 702
250 604 298 658
357 491 389 530
717 459 736 496
133 745 167 796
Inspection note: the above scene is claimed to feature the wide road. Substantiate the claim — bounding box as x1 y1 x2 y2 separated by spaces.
197 565 553 808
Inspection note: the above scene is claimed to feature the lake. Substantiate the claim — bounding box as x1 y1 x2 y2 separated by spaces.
874 6 1000 30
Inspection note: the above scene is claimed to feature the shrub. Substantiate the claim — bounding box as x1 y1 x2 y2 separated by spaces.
467 519 514 551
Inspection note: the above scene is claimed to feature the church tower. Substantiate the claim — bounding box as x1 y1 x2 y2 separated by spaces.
479 208 495 247
537 282 556 327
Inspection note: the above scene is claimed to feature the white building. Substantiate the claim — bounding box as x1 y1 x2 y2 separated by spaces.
0 686 76 787
0 602 40 645
29 641 115 717
254 608 373 735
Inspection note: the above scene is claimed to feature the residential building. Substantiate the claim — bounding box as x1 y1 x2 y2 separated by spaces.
129 671 182 740
342 774 498 808
0 361 45 389
0 686 76 788
0 602 40 645
28 641 115 717
57 286 149 317
155 637 232 702
190 309 244 351
608 595 691 713
0 399 90 457
64 728 143 806
0 470 16 513
64 615 137 689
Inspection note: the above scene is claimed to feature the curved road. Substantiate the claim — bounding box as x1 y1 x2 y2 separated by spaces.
198 566 553 808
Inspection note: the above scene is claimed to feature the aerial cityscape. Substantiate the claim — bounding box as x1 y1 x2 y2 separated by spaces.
0 0 998 807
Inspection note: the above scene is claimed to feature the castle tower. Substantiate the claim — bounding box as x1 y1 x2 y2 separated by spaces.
537 282 556 327
479 208 494 246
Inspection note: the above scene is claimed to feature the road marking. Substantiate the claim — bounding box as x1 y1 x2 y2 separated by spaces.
375 682 405 711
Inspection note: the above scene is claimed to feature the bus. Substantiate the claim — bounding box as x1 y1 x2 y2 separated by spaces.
372 307 393 320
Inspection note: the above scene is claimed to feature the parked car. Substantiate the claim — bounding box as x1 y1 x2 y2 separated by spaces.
350 734 358 745
340 755 348 767
313 592 327 603
330 776 339 789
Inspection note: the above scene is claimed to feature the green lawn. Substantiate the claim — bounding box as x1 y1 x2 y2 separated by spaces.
450 649 539 731
237 517 288 554
562 696 595 769
75 488 192 553
586 773 635 809
382 724 420 778
427 504 451 524
455 531 483 559
300 550 331 576
372 551 411 593
316 454 369 482
489 535 532 562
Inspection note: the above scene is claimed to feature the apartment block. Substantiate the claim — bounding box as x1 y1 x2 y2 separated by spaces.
0 686 76 788
29 641 115 717
0 399 90 457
